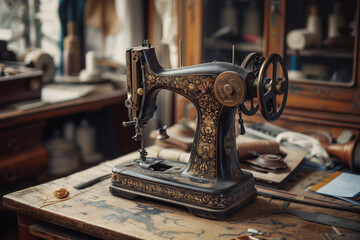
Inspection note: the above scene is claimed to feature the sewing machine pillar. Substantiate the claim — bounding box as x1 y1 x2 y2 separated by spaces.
182 106 239 179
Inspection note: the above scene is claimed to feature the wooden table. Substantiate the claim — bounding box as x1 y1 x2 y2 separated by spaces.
3 146 360 240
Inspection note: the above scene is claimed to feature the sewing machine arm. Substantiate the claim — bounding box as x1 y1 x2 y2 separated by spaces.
126 44 255 128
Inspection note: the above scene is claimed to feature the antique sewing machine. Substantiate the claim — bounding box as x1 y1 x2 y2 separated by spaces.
109 40 288 219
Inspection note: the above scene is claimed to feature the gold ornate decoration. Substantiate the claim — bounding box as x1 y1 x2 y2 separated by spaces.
112 173 254 209
224 125 242 180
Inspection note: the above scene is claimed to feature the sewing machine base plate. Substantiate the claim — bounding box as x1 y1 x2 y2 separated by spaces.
109 159 257 219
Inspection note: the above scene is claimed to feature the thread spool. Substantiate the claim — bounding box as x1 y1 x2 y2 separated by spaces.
287 29 319 50
306 5 321 36
21 49 56 83
288 53 306 79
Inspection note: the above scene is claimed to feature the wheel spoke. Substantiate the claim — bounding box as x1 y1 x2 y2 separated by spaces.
272 94 277 114
249 98 254 111
263 89 272 102
272 62 277 90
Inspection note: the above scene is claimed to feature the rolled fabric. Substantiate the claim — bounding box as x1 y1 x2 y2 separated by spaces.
157 148 190 163
237 139 280 159
286 29 319 50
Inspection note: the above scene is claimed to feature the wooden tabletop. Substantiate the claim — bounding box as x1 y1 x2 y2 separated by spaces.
3 146 360 240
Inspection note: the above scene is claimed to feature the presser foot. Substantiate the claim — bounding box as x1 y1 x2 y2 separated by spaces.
109 158 257 219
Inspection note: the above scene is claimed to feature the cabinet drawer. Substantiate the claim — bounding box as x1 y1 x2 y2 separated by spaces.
0 73 42 107
0 122 43 155
0 145 48 184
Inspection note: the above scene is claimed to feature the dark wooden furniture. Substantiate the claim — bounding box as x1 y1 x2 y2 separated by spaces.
3 146 360 240
175 0 360 170
179 0 360 127
0 89 136 188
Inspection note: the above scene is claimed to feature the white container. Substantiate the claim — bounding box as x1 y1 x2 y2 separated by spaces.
45 131 80 176
306 5 322 47
76 119 96 156
63 120 75 143
327 2 345 38
75 119 104 164
79 51 101 82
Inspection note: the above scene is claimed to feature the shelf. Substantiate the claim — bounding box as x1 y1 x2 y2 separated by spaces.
289 77 354 87
0 89 127 129
287 48 354 59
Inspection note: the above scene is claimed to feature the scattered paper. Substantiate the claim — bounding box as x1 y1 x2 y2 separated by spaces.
307 171 360 203
41 82 114 103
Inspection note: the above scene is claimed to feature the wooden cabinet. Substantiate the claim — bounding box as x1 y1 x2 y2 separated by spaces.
0 122 48 184
177 0 360 169
0 90 138 188
282 0 359 119
180 0 360 131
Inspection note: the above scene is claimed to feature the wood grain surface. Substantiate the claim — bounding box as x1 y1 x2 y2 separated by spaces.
3 146 360 240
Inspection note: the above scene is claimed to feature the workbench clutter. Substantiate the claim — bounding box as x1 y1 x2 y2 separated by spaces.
150 123 306 188
307 171 360 204
47 10 122 101
44 47 117 103
0 39 57 107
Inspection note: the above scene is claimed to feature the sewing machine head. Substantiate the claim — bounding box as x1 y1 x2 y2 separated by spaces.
110 40 288 219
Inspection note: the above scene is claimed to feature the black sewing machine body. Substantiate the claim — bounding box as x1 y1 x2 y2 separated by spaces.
110 41 288 219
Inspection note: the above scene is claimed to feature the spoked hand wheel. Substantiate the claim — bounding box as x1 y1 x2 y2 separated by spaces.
239 52 264 116
257 53 288 122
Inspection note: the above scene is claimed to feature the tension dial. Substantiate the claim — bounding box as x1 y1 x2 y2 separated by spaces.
214 71 247 107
